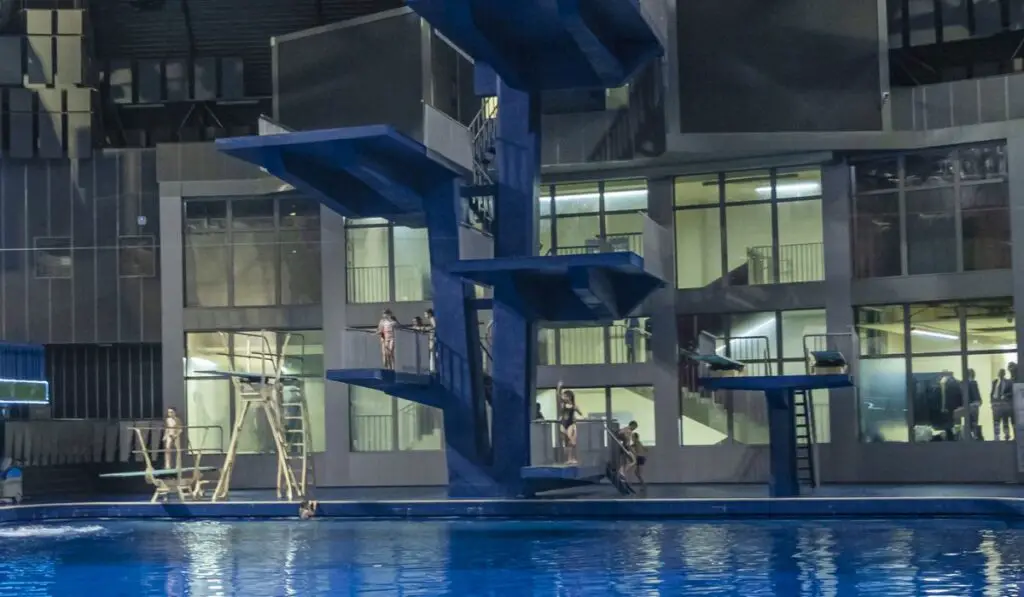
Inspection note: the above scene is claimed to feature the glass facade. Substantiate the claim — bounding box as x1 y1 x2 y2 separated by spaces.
538 179 648 257
538 318 650 366
184 330 326 454
349 387 444 452
857 299 1017 443
675 168 824 289
184 197 321 307
345 219 432 304
535 385 656 446
852 144 1010 278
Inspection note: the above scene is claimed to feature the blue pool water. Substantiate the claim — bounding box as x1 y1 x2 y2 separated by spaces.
0 518 1022 595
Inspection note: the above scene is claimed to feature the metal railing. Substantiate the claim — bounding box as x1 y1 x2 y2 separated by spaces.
339 327 432 374
469 102 498 185
529 419 612 467
550 232 643 257
802 332 859 377
746 242 824 285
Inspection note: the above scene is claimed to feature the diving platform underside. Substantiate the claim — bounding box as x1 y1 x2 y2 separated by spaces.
408 0 664 91
325 369 442 408
216 126 469 226
520 465 606 495
699 374 855 394
448 252 665 321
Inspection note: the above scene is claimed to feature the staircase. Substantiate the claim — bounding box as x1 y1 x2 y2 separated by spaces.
793 390 817 489
462 102 498 235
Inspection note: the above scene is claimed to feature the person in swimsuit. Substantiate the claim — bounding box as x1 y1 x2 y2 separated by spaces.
377 309 398 370
162 407 183 470
615 421 638 478
558 381 583 465
424 309 437 372
630 432 647 487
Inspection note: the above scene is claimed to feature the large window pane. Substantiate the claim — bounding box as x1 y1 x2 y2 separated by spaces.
724 170 771 203
346 226 390 303
573 388 609 421
184 200 229 307
554 182 600 215
907 0 937 46
185 378 231 453
775 167 822 199
853 193 901 278
727 312 777 374
860 357 909 442
554 215 601 253
299 379 326 452
960 144 1007 182
538 328 556 365
776 200 824 283
857 305 906 356
539 217 552 256
233 331 278 454
910 354 965 441
853 158 898 193
397 399 443 451
675 207 722 289
609 317 649 364
966 352 1016 442
726 203 773 285
604 212 645 255
350 387 394 452
909 302 961 354
674 174 719 207
780 309 827 359
610 386 655 446
558 327 606 365
231 198 277 307
963 299 1014 351
961 182 1010 271
904 149 955 187
732 391 769 445
393 227 431 302
906 187 956 275
280 199 321 305
680 385 728 445
603 179 647 212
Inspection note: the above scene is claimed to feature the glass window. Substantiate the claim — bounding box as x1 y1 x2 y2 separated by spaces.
726 203 773 285
233 331 278 454
610 386 655 445
393 227 431 302
966 351 1016 442
554 182 600 215
679 385 728 446
727 312 777 374
536 388 559 423
674 174 719 207
185 200 229 307
609 317 649 364
940 0 969 41
780 309 827 359
859 357 909 442
960 145 1007 181
908 0 937 46
961 182 1010 271
603 179 647 212
539 217 552 256
118 236 157 278
904 149 955 187
724 170 771 203
350 387 394 452
963 299 1014 352
909 354 964 441
558 327 606 365
397 399 443 451
538 186 554 219
185 332 233 452
34 237 72 279
732 390 769 445
776 200 823 283
857 305 907 357
604 212 645 256
909 302 961 354
853 193 901 278
231 198 277 307
280 200 321 305
554 215 601 254
854 158 899 193
675 207 722 289
573 388 609 421
346 226 390 303
906 187 957 275
775 168 822 199
538 328 556 365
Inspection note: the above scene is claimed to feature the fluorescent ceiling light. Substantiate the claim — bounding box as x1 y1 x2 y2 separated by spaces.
755 182 822 199
1000 344 1017 351
911 328 958 341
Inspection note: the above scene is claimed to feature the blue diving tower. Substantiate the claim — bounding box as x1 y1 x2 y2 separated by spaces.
217 1 666 498
685 332 858 498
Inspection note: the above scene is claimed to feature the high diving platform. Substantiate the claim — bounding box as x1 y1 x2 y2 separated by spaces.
215 125 469 226
449 251 666 321
407 0 665 91
324 328 441 408
685 332 858 498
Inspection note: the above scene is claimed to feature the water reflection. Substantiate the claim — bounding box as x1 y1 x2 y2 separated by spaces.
0 519 1021 595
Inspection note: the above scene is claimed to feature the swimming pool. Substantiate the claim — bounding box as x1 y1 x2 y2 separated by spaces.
0 518 1021 595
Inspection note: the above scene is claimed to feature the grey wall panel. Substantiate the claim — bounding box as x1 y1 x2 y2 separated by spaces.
8 89 34 113
950 79 980 127
9 113 35 158
979 76 1007 124
25 36 53 85
156 142 269 182
55 36 83 86
137 60 161 104
0 151 162 344
677 0 881 132
165 59 189 101
274 10 424 136
56 10 84 36
37 111 64 158
66 113 92 159
220 57 244 99
0 37 23 85
193 57 216 101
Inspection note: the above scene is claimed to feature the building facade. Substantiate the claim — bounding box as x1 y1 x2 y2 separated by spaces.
3 0 1024 487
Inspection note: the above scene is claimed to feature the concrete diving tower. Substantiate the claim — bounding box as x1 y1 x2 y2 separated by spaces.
687 333 858 498
407 0 665 90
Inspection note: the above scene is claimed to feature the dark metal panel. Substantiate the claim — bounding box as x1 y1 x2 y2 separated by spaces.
119 277 143 343
0 37 23 85
950 79 980 127
140 151 162 343
1 162 28 342
93 154 120 342
9 113 35 159
72 247 96 343
37 110 64 159
675 283 828 315
50 278 74 343
45 344 162 420
25 35 53 86
25 164 51 341
851 270 1014 305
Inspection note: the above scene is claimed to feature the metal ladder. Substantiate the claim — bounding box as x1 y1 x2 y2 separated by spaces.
278 379 315 500
793 390 817 489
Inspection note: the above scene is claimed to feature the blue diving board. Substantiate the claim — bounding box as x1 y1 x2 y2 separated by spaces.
520 465 606 495
810 350 847 368
448 252 665 322
686 353 745 372
325 368 442 409
216 126 469 225
408 0 664 91
194 370 299 384
100 467 218 479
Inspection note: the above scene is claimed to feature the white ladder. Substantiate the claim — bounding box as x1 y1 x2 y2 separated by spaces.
278 381 314 500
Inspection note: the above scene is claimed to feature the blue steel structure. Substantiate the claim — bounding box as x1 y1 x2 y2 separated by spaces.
218 0 665 497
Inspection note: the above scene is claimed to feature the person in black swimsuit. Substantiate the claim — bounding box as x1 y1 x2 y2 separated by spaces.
558 381 583 465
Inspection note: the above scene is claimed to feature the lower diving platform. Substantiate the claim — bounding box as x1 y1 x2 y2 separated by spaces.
449 252 665 321
215 125 470 226
408 0 664 91
523 419 636 496
325 328 442 407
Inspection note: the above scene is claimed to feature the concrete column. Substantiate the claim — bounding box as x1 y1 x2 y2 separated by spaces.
646 176 682 480
821 161 858 475
1007 137 1024 374
158 191 186 418
320 206 351 485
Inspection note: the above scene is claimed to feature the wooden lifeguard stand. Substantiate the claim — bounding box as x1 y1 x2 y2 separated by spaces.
203 331 315 503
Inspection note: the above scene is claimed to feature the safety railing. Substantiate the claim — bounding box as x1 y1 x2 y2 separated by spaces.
339 327 432 375
1 419 226 467
746 242 824 285
803 332 858 377
550 232 643 257
609 324 650 364
529 419 610 468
